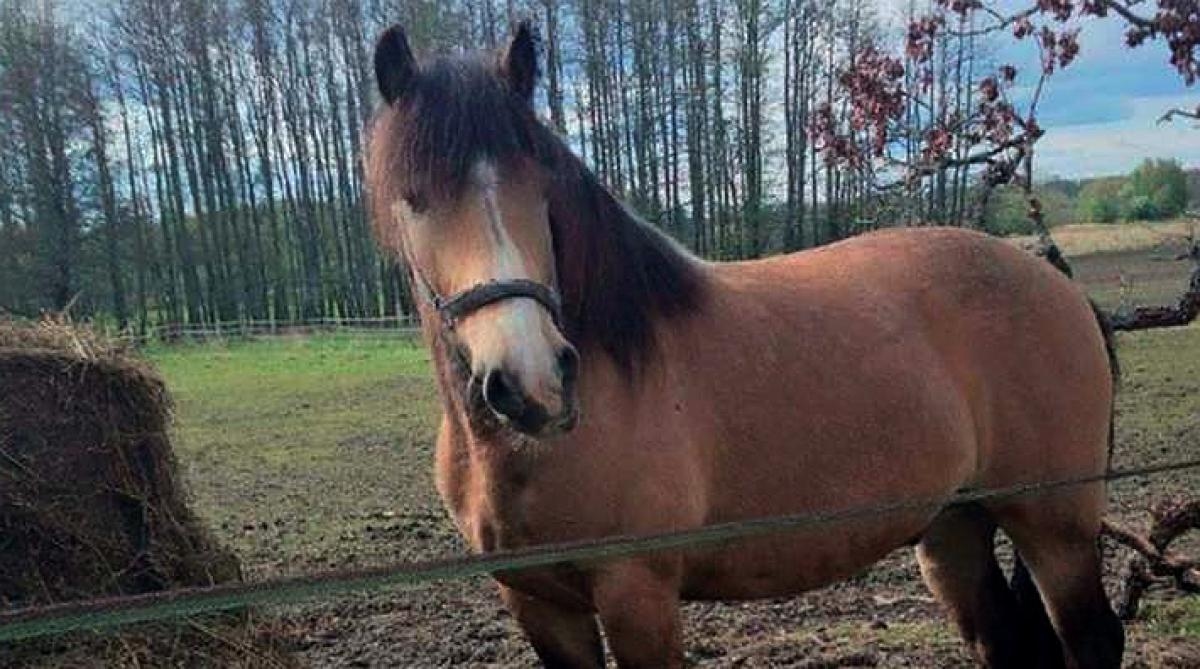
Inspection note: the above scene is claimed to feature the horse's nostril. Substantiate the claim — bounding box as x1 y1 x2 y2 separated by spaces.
557 346 579 387
483 369 526 422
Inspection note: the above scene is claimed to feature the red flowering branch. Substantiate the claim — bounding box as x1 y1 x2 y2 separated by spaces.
816 0 1200 234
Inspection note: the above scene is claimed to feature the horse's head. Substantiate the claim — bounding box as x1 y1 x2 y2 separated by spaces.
369 22 578 438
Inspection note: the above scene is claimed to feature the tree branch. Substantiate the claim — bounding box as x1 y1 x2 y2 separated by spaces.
946 5 1040 38
1158 107 1200 124
1110 240 1200 331
1103 499 1200 619
898 135 1028 180
1096 0 1156 29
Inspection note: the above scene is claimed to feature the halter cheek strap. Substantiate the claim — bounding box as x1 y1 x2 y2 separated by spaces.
411 265 563 331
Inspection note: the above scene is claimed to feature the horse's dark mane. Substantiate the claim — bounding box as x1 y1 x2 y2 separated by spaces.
367 53 705 374
547 155 705 373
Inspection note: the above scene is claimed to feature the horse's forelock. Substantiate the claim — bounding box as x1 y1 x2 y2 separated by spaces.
367 57 547 233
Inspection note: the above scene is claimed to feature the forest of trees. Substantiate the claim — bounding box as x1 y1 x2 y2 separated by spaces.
1076 159 1193 224
980 159 1196 235
0 0 1194 330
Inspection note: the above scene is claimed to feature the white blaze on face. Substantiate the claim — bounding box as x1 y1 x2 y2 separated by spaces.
458 160 568 413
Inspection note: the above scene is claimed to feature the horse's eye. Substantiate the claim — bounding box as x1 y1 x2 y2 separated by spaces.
404 190 428 215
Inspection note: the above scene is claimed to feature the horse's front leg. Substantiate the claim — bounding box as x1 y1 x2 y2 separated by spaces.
498 584 604 668
592 559 685 669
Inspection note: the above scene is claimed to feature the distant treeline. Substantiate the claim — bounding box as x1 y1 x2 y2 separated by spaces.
0 0 1189 330
982 159 1196 236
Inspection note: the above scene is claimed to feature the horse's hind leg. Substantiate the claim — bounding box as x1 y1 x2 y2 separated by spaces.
498 585 604 668
916 504 1029 668
1010 554 1067 669
992 495 1124 669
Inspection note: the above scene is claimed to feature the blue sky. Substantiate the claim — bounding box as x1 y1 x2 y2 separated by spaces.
985 11 1199 179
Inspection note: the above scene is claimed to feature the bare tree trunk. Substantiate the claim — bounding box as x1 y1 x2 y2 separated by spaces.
82 68 128 327
543 0 567 134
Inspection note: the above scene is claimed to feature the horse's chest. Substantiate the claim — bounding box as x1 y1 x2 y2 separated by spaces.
454 493 530 555
435 446 537 553
437 455 596 608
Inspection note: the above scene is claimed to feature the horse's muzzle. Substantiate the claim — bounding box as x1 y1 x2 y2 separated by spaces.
478 345 579 437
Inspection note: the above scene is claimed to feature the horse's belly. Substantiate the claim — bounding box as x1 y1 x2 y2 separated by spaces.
679 510 934 600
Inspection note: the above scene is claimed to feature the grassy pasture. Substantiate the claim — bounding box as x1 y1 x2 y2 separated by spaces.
147 335 452 577
144 233 1200 666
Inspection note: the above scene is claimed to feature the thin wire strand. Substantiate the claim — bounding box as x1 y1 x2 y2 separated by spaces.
1 457 1197 643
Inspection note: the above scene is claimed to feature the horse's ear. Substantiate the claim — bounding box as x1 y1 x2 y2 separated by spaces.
499 20 540 104
375 25 416 104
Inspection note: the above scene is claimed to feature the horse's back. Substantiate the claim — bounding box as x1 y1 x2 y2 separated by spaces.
700 226 1113 487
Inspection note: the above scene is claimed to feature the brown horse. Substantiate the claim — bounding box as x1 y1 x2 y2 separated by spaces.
366 22 1123 669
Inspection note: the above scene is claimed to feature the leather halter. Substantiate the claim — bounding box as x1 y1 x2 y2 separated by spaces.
410 264 563 331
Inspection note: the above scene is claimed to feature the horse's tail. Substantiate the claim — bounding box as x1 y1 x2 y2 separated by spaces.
1088 299 1120 468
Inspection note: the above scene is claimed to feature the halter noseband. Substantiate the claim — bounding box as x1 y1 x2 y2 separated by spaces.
411 265 563 331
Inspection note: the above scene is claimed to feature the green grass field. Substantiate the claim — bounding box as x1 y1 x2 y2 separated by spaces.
140 235 1200 665
147 335 456 577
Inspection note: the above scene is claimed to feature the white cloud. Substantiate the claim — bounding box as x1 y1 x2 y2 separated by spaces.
1033 95 1200 179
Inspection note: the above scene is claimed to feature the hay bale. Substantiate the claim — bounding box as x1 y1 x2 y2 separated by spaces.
0 319 239 604
0 319 287 666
